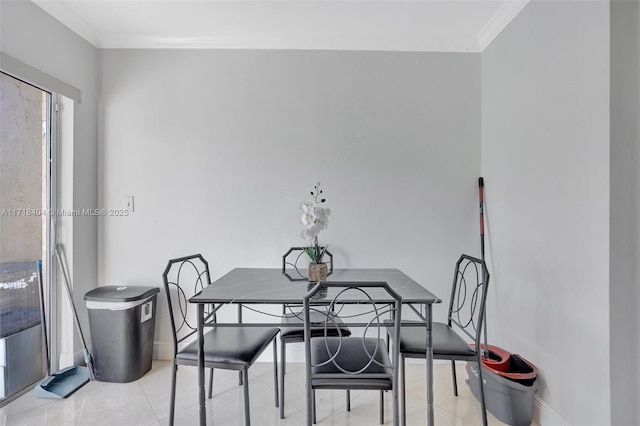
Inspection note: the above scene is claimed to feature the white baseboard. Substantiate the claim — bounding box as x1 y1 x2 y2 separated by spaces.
59 348 88 369
154 341 173 361
534 395 568 425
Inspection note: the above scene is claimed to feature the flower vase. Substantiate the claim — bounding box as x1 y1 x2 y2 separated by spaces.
308 263 328 282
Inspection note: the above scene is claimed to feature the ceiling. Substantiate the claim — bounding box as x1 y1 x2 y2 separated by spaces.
32 0 529 52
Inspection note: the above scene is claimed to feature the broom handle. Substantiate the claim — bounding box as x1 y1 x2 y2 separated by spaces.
54 245 91 351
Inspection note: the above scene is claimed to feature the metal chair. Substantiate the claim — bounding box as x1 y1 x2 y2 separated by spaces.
162 254 280 426
388 254 490 426
279 248 351 419
303 281 402 426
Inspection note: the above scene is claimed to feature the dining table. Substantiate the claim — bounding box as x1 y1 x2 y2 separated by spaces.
189 267 441 425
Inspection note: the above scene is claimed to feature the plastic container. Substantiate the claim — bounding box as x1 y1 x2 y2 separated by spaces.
467 353 540 426
84 286 159 383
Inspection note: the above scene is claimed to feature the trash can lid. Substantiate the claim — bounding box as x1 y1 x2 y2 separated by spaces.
84 285 159 302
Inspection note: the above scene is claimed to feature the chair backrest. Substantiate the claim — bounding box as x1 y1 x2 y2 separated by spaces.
447 254 490 355
282 247 333 281
162 254 213 356
303 281 402 379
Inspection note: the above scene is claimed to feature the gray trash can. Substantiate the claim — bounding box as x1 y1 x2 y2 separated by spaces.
84 286 159 383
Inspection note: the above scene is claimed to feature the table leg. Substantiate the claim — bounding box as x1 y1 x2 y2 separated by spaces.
426 303 434 426
198 303 206 426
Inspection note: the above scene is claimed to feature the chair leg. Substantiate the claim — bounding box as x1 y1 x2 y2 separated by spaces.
451 360 458 396
305 366 312 426
243 368 251 426
282 339 287 376
392 370 399 426
305 390 312 426
273 340 279 408
379 390 384 424
208 368 214 399
280 339 286 419
169 362 178 426
476 361 488 426
346 390 350 411
312 389 317 424
401 355 406 426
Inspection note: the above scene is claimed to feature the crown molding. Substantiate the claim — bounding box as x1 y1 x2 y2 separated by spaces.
32 0 102 48
477 0 530 51
32 0 527 53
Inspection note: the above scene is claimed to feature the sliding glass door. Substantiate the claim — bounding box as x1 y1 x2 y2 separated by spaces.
0 71 50 405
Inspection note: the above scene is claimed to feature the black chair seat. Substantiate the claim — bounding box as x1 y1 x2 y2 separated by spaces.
177 326 280 366
310 337 393 390
390 321 475 358
280 311 351 341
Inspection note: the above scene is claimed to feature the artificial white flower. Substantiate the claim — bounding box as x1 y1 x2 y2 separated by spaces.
315 216 328 229
300 200 316 213
301 226 319 241
300 211 316 226
314 220 327 231
299 182 331 264
314 207 331 222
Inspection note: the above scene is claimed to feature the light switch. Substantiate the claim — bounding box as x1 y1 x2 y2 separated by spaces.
125 196 134 212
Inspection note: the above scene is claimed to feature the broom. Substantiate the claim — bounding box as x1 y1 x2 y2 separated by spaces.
54 244 96 380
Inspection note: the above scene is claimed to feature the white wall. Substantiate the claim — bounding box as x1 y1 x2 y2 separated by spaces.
0 0 99 367
610 1 640 424
98 49 482 357
481 1 610 425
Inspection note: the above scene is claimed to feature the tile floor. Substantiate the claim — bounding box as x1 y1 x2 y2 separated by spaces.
1 361 537 425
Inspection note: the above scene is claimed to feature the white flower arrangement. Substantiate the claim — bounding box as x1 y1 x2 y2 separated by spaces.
300 182 331 264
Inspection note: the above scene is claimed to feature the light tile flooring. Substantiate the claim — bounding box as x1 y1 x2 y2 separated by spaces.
1 361 537 425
